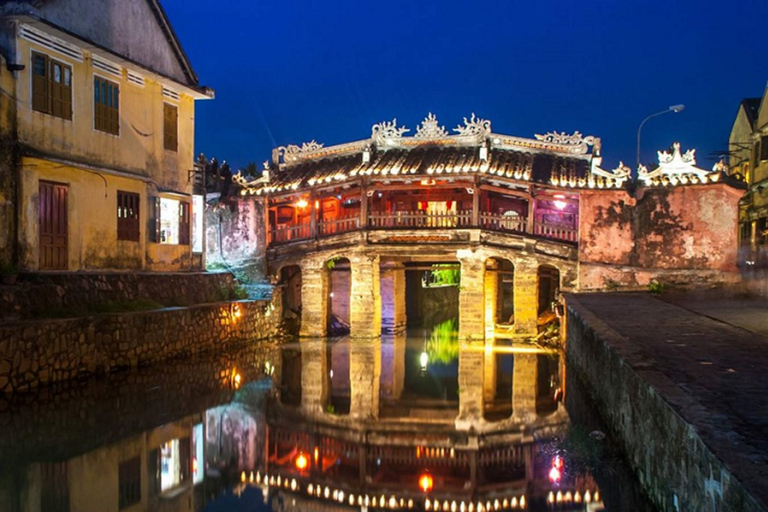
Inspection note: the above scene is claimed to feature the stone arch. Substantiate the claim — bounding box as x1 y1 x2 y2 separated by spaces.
485 257 515 329
537 264 561 316
278 264 302 335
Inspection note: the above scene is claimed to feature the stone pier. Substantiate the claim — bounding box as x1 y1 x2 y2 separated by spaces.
513 261 539 335
511 353 538 422
349 254 382 339
456 347 485 429
458 250 486 342
349 340 381 420
300 340 328 417
300 262 329 338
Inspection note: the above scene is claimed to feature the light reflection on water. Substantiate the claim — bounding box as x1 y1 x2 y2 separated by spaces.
0 324 656 512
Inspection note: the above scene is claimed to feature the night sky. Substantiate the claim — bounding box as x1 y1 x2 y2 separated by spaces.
163 0 768 172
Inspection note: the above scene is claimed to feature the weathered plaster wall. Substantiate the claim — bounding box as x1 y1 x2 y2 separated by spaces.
579 184 743 290
10 33 197 182
0 296 283 393
0 53 17 270
565 296 764 512
205 197 265 275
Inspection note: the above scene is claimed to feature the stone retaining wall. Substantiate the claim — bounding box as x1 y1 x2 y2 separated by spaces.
564 296 763 512
0 296 284 394
0 271 237 322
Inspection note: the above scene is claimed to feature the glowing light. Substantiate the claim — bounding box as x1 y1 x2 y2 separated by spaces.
230 370 242 389
419 471 434 493
584 491 591 503
519 496 525 509
295 452 309 471
240 471 246 483
420 351 429 370
548 455 563 483
296 199 309 208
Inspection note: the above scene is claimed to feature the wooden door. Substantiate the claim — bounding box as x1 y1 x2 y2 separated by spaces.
39 181 68 270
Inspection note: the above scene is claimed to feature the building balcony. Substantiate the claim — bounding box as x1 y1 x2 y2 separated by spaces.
268 210 577 247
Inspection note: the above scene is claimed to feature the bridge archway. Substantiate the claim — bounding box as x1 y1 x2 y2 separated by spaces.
537 264 561 317
279 265 302 335
326 257 351 336
485 258 515 332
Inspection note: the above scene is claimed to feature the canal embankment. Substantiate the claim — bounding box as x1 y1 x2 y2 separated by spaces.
564 292 768 512
0 272 283 393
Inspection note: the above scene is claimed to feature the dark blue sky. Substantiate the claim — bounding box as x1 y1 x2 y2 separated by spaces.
163 0 768 172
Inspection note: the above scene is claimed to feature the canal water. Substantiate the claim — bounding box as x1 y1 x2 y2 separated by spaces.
0 322 656 512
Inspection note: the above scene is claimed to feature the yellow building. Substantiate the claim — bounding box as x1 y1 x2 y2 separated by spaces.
729 89 767 265
0 0 213 272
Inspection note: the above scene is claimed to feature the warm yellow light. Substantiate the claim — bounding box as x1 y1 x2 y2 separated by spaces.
419 471 434 493
295 452 309 471
296 198 309 208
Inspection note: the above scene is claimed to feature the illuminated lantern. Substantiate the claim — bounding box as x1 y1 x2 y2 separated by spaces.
295 452 309 471
419 471 434 493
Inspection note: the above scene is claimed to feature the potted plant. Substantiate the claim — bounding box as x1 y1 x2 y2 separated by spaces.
1 262 18 285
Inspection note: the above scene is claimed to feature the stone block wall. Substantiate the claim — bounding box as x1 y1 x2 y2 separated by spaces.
0 271 237 322
565 296 763 512
0 297 283 393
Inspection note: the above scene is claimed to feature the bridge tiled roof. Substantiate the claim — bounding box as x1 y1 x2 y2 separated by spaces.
246 146 590 196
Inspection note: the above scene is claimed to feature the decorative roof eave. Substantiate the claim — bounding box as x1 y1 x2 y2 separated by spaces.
550 159 629 190
271 114 598 169
274 139 370 166
491 131 597 160
638 143 724 187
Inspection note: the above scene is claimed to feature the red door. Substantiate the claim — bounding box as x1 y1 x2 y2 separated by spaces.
39 181 68 270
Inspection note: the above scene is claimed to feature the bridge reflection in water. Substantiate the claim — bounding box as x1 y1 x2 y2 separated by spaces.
0 325 657 512
229 325 606 512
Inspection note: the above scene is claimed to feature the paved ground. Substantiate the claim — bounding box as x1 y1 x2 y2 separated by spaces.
571 291 768 508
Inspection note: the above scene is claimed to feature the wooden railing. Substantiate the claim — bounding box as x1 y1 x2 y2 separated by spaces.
368 210 473 229
270 212 577 245
479 212 527 234
534 222 577 242
318 216 360 236
271 222 312 244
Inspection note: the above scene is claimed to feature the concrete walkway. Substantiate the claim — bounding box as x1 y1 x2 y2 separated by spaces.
571 292 768 510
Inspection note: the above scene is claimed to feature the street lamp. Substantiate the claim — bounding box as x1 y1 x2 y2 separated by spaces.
636 104 685 174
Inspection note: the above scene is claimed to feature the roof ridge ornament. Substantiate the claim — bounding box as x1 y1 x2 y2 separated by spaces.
276 140 325 163
533 131 596 155
638 142 721 186
414 113 448 139
453 113 491 137
535 130 595 146
372 119 410 146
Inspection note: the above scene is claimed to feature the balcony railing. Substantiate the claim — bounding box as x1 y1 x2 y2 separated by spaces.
479 212 527 234
368 210 473 229
318 216 360 236
269 210 577 246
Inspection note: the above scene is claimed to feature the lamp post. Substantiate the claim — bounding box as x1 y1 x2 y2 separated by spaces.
636 104 685 174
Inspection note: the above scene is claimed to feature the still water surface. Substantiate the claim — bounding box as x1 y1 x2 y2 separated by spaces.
0 322 656 511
